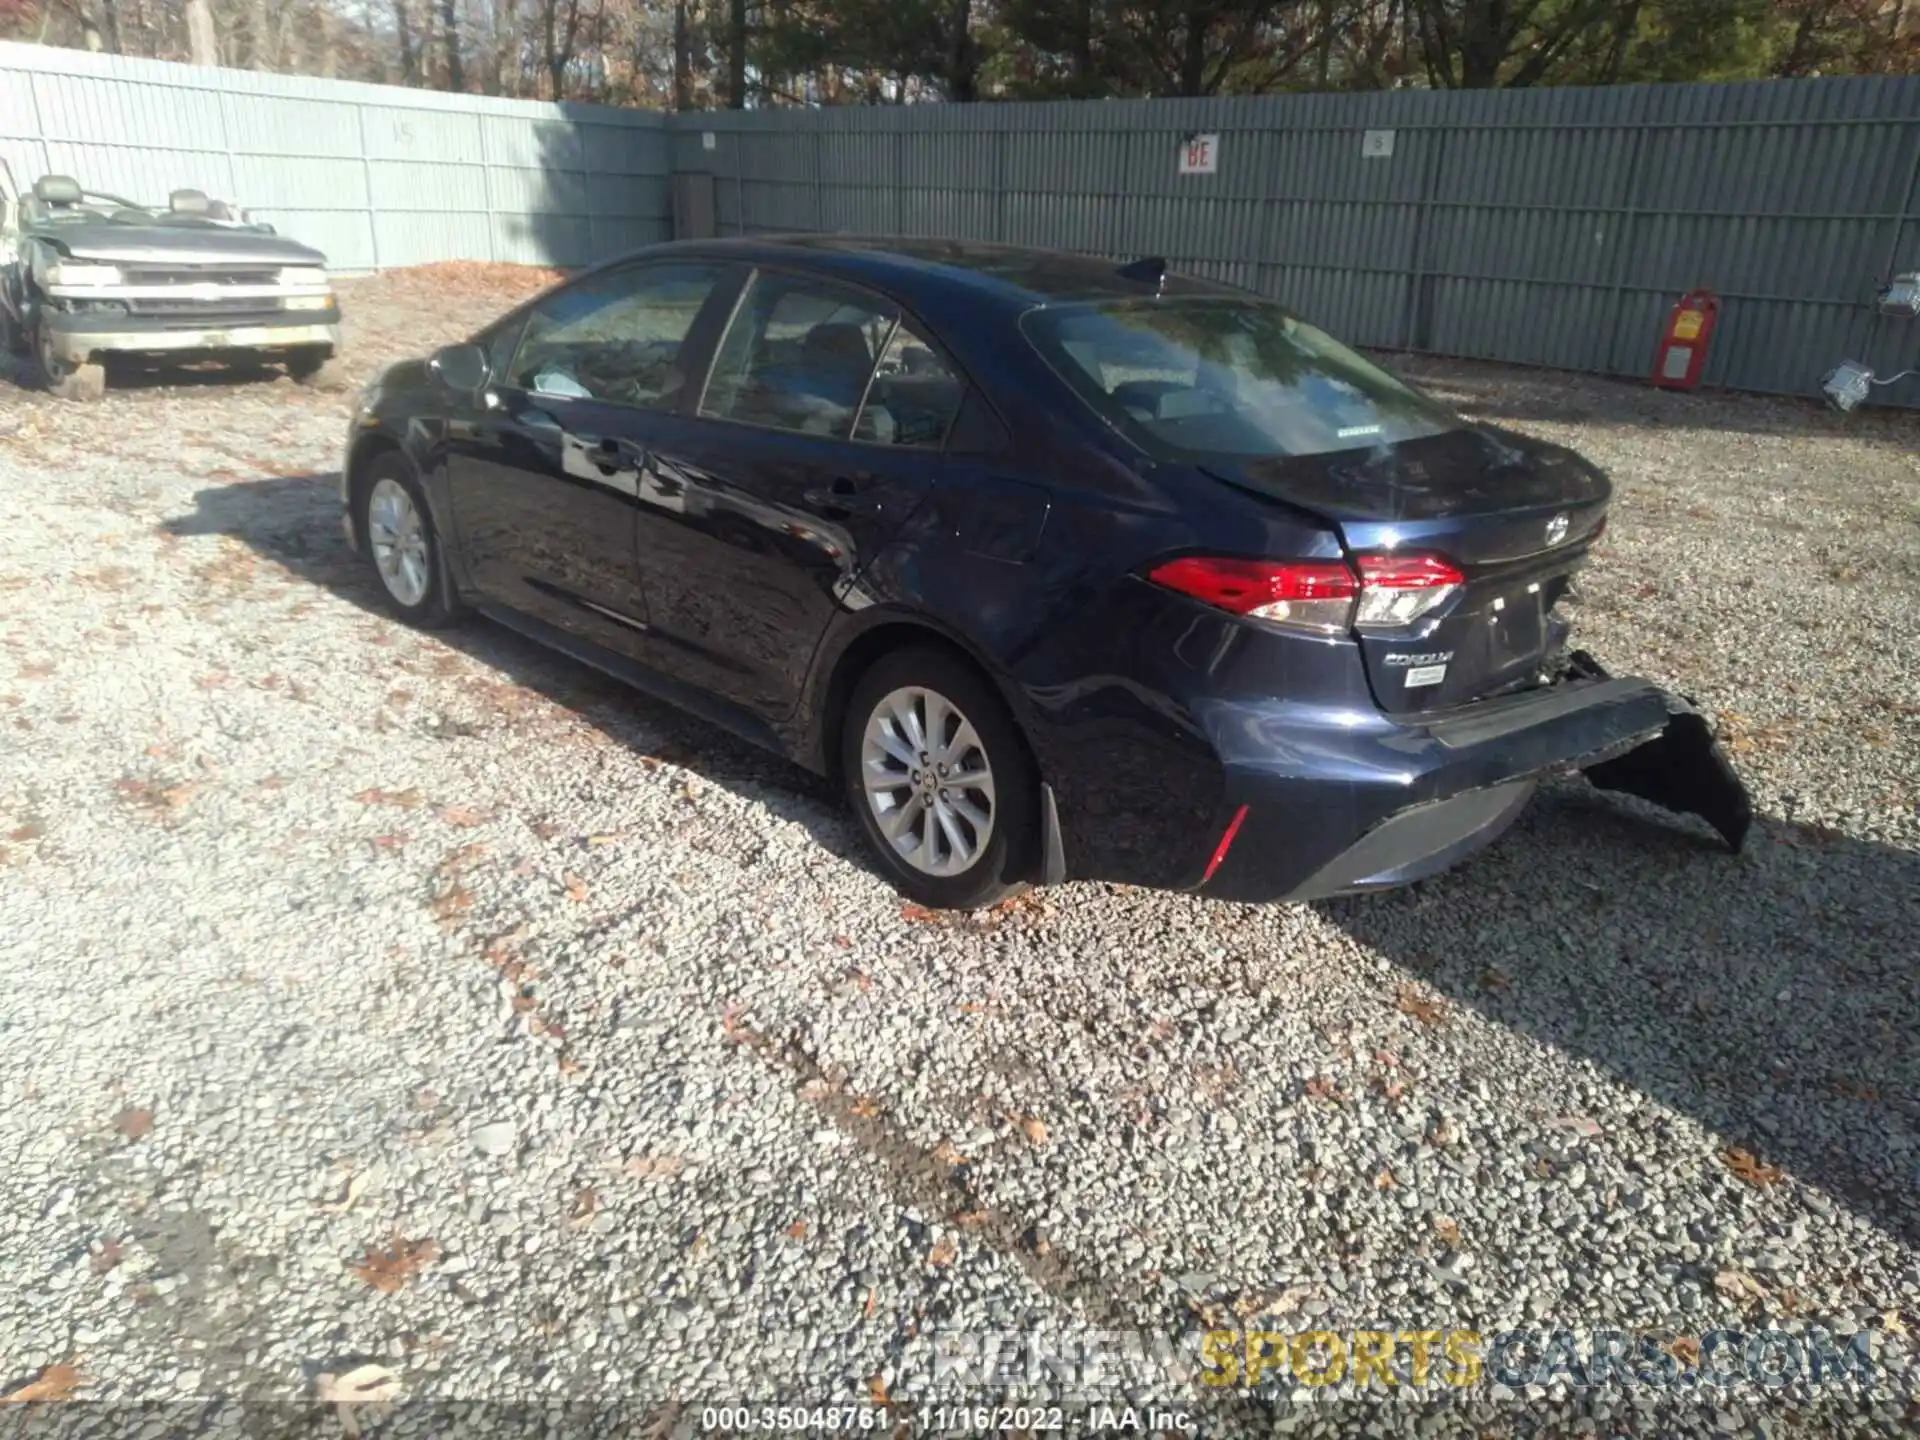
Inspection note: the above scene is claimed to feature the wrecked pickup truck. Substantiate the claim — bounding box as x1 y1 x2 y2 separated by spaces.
0 167 341 400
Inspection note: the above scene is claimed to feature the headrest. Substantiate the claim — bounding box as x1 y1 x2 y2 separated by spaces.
33 174 82 205
168 188 211 216
802 322 872 366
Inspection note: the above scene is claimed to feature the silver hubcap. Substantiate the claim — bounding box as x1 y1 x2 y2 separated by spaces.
861 686 996 877
367 477 430 607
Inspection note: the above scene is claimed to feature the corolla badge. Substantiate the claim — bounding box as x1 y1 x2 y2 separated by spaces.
1545 512 1571 546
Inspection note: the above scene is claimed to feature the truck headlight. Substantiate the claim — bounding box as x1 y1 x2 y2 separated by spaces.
46 262 123 287
278 267 329 287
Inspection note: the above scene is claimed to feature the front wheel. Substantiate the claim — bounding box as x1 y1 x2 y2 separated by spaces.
354 454 465 628
840 647 1036 911
35 322 105 402
287 345 348 390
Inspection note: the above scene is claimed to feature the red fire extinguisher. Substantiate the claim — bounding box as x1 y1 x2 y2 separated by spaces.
1650 289 1718 390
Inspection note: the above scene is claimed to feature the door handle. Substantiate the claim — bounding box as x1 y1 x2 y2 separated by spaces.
803 478 885 518
573 433 641 475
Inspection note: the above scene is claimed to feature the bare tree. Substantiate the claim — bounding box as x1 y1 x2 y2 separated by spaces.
184 0 218 63
439 0 465 87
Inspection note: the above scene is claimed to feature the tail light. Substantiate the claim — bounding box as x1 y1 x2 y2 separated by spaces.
1148 552 1463 634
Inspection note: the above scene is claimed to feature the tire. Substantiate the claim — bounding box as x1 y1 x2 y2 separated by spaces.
288 346 348 390
354 453 466 628
840 645 1037 911
35 321 105 402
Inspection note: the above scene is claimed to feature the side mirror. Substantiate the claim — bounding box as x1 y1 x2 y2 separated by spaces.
430 342 489 392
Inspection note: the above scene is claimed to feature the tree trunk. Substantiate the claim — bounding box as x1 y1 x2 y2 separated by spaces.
440 0 464 89
184 0 217 65
494 0 520 94
727 0 747 108
1316 0 1335 86
1179 3 1208 94
946 0 974 100
249 0 271 68
318 1 339 76
672 0 692 108
394 0 419 83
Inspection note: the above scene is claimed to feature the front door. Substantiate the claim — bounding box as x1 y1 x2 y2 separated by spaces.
630 269 968 722
443 260 734 657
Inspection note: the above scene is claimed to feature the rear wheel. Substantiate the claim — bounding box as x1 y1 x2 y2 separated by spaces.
355 454 464 628
35 322 105 402
840 646 1036 911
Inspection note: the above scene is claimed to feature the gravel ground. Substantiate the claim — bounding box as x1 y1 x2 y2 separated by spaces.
0 267 1915 1435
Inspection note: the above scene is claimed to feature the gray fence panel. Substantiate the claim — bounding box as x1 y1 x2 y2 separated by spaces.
0 39 671 274
4 39 1918 402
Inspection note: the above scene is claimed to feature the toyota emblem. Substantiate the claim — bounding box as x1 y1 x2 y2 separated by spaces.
1545 512 1570 546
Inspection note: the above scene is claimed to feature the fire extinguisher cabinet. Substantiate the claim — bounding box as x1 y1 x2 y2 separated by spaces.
1650 289 1719 390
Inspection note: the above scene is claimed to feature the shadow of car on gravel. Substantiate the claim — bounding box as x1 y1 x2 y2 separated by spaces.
161 471 887 886
172 472 1920 1254
1321 790 1920 1255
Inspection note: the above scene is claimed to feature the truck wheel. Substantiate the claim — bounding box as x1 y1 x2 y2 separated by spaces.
36 324 105 402
288 346 347 391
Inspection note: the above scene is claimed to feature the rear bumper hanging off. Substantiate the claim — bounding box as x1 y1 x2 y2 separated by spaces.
1567 650 1753 853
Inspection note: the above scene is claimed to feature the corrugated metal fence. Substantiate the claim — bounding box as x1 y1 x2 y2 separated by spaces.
4 38 1918 400
0 40 672 272
680 81 1920 402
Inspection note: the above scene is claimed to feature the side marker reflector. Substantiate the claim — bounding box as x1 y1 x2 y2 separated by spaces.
1202 804 1250 885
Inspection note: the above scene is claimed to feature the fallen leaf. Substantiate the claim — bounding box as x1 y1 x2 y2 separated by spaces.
831 935 852 950
89 1238 124 1275
314 1363 402 1437
899 904 941 924
347 1233 439 1293
1303 1076 1337 1100
1721 1147 1784 1187
431 880 472 923
1884 1310 1908 1337
563 873 590 902
849 1095 883 1119
1714 1267 1768 1306
1433 1216 1462 1248
862 1288 876 1319
1396 985 1448 1028
1373 1168 1398 1190
435 805 487 827
370 833 409 850
114 1107 154 1141
569 1187 599 1225
318 1171 371 1214
1551 1115 1604 1138
930 1138 965 1168
1479 968 1511 994
1 1364 83 1403
352 787 423 808
952 1209 990 1230
927 1236 957 1267
623 1153 685 1182
786 1221 809 1240
1021 1117 1049 1146
1666 1335 1701 1369
866 1375 890 1407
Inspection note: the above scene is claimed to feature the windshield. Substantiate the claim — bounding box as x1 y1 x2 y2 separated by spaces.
1021 298 1465 461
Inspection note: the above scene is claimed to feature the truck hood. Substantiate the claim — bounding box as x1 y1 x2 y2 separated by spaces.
36 220 327 269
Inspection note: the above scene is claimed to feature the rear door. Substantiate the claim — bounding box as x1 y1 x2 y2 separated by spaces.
443 260 735 657
628 269 965 720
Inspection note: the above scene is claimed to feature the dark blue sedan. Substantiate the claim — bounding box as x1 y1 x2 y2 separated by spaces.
341 237 1749 909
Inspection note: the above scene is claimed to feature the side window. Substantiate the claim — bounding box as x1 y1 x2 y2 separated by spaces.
854 320 964 448
505 262 724 411
484 312 529 381
700 272 896 440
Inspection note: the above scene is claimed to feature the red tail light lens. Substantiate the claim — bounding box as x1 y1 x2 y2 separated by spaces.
1147 556 1359 634
1148 552 1464 633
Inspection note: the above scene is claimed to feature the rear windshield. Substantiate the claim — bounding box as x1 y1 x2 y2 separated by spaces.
1020 298 1465 460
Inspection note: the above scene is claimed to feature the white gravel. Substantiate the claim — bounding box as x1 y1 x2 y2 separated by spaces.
0 275 1914 1434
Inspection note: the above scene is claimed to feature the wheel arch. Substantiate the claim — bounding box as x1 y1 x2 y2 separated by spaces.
809 612 1046 797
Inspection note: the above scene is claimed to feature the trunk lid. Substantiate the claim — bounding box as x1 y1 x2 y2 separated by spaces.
1203 425 1612 714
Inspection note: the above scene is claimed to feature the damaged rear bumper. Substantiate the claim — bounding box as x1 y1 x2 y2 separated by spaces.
1196 654 1752 903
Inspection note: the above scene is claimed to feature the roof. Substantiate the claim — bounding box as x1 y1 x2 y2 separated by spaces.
663 235 1242 313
